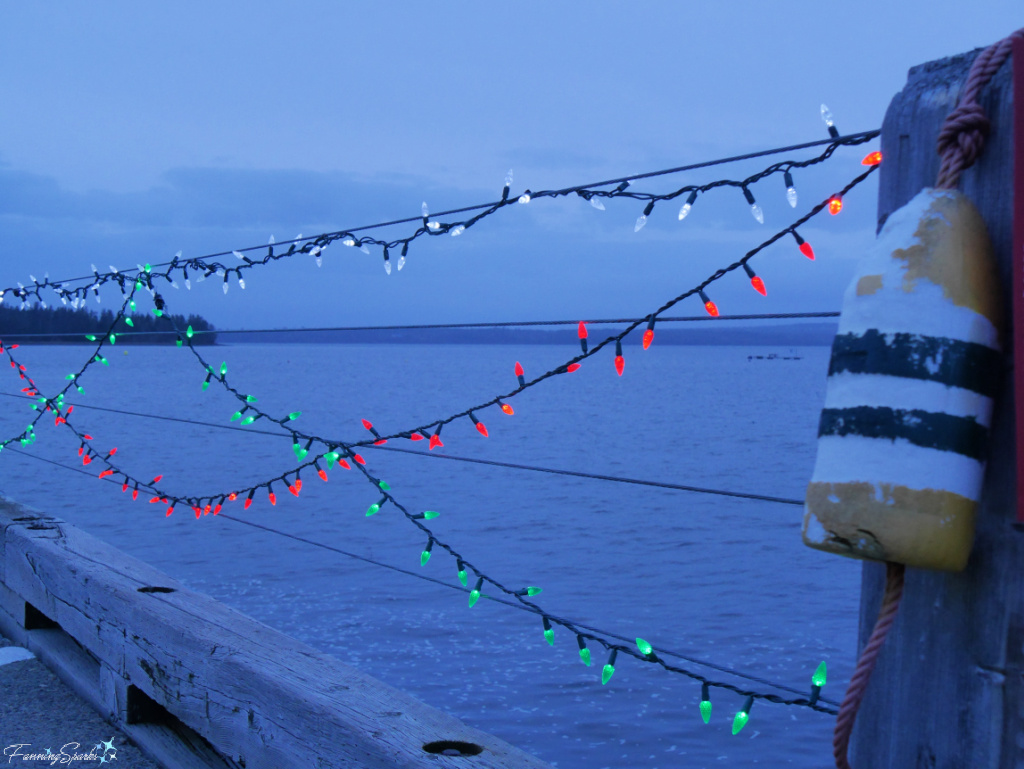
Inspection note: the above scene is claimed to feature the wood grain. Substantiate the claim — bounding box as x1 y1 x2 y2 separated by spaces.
0 495 553 769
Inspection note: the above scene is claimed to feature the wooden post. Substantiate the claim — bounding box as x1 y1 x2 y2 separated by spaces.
850 48 1018 767
0 495 554 769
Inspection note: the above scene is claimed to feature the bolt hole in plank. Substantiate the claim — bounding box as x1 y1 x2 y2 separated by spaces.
422 740 484 756
136 586 176 593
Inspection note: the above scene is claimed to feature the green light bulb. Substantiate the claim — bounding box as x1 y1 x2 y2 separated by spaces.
124 317 134 327
186 325 194 339
324 452 339 468
458 569 468 587
220 362 227 376
469 577 483 608
241 415 255 425
176 339 182 347
579 648 591 666
366 503 380 516
601 664 615 685
378 480 390 491
85 335 96 341
65 374 75 380
231 411 242 421
544 628 554 646
287 411 301 421
293 443 308 460
732 696 754 735
245 395 257 403
129 300 136 311
423 510 440 520
144 263 151 273
76 386 84 394
812 661 827 688
732 712 749 735
202 381 210 391
636 638 653 657
153 308 162 317
526 587 542 596
420 550 431 566
700 700 712 724
109 334 116 344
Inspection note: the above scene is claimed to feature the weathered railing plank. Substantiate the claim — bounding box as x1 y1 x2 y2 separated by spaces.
850 47 1019 767
0 495 554 769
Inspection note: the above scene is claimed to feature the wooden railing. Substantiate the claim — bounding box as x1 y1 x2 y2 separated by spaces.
0 495 553 769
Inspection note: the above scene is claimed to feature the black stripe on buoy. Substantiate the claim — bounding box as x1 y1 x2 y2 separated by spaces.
828 330 1000 398
818 406 988 460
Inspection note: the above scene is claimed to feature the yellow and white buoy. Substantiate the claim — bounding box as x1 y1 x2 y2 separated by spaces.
803 188 1002 571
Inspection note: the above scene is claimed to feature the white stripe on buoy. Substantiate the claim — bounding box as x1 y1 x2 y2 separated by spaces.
812 434 985 501
823 371 994 428
0 646 34 666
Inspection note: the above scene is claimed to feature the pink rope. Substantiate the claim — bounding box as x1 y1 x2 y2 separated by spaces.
935 28 1024 189
832 562 905 769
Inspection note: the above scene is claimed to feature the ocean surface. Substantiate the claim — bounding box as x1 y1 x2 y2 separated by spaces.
0 341 862 768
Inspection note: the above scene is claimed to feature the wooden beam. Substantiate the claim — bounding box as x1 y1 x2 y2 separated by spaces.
850 48 1019 767
0 495 554 769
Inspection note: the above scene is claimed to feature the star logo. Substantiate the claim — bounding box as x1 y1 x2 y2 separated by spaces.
101 739 116 753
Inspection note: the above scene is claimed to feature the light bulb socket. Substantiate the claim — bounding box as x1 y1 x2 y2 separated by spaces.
783 170 794 188
643 200 655 216
577 635 588 652
827 125 840 139
698 289 711 304
792 230 806 246
701 681 710 701
742 187 756 205
615 339 622 357
401 242 409 256
742 263 755 278
615 181 630 193
808 685 821 706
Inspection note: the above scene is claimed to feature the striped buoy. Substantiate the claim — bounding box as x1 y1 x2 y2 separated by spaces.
803 188 1002 571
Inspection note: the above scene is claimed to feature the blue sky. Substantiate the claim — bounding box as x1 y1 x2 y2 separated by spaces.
0 3 1018 330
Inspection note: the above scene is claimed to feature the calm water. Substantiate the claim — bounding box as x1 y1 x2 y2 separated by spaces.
0 341 861 768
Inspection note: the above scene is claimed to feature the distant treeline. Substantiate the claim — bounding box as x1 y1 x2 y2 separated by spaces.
0 305 217 345
218 322 839 347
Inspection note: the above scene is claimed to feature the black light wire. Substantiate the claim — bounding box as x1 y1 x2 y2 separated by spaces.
0 391 806 506
3 444 841 712
1 130 879 298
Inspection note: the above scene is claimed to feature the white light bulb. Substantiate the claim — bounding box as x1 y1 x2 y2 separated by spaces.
428 221 440 230
634 214 648 232
678 203 692 220
342 237 355 247
505 169 513 187
239 277 246 289
422 202 429 218
109 265 118 274
223 282 229 294
590 198 606 211
787 187 798 208
397 256 405 271
91 264 97 273
170 280 178 289
185 279 191 290
518 193 531 204
750 203 764 224
269 234 275 244
384 260 392 275
360 244 370 255
312 246 322 267
451 225 465 236
233 250 246 260
821 104 834 128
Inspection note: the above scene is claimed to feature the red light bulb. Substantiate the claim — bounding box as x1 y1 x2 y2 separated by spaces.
98 469 114 479
828 196 843 215
429 434 443 450
193 507 201 519
500 402 514 415
566 363 580 372
166 505 174 517
244 497 253 510
862 151 882 166
698 290 719 317
476 422 488 437
339 459 351 469
614 339 624 376
410 433 424 441
353 454 366 465
213 504 221 515
642 329 653 349
152 475 163 484
268 491 276 506
318 468 328 482
800 242 815 259
288 483 299 497
750 276 766 296
83 455 92 465
577 321 587 339
361 419 373 430
228 492 237 501
122 482 129 492
514 362 524 377
132 489 139 501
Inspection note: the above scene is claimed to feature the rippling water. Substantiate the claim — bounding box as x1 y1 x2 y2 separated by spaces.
0 341 860 768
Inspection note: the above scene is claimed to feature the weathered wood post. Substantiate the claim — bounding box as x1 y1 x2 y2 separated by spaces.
849 48 1018 767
